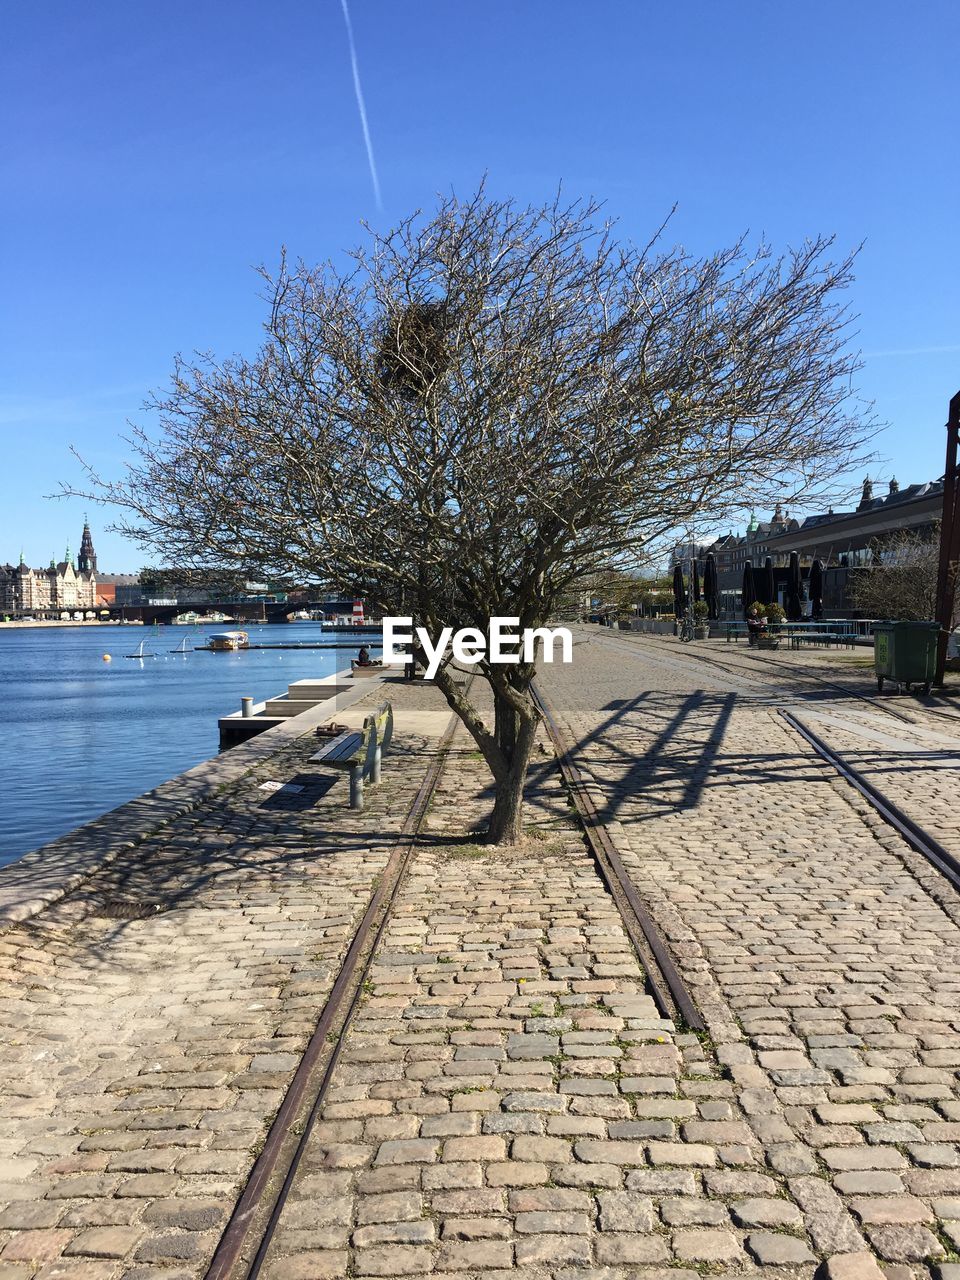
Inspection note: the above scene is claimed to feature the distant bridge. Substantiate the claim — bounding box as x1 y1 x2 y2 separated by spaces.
12 599 383 625
102 601 380 626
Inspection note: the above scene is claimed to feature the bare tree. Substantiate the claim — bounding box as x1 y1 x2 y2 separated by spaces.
848 528 943 621
68 188 874 842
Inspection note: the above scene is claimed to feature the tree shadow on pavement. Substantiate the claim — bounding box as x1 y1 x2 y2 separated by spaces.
58 744 431 958
572 690 736 823
558 689 831 825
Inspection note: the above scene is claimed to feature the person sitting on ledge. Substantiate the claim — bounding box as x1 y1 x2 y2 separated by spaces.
357 645 372 666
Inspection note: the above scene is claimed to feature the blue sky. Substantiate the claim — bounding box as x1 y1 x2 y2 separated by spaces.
1 1 957 572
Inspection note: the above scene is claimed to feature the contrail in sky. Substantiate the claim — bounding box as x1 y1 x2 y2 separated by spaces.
864 344 960 358
340 0 382 211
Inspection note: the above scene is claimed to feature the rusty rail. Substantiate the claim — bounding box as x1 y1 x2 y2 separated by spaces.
205 700 465 1280
781 709 960 893
531 680 705 1032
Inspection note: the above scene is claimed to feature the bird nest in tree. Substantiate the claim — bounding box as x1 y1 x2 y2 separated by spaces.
376 299 452 399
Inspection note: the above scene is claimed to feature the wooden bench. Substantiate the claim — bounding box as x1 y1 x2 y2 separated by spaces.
309 701 393 810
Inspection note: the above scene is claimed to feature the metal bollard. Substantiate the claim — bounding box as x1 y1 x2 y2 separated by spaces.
241 696 253 718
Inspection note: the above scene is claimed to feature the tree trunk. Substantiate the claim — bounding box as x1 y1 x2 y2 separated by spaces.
485 689 539 844
429 663 541 847
495 694 517 759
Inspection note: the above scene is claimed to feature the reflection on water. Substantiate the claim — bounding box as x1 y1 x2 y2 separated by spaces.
0 623 371 867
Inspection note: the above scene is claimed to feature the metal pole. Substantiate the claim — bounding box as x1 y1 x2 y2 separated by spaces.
934 391 960 685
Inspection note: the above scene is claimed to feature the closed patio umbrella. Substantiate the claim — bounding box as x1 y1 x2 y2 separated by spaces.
692 558 701 604
809 558 824 620
754 564 767 605
786 551 803 621
741 561 756 618
763 557 776 607
672 564 686 617
704 554 719 620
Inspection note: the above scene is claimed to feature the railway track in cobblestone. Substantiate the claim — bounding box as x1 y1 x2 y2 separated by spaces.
915 694 960 726
204 649 956 1278
205 699 468 1280
780 708 960 894
543 633 960 1027
578 629 960 942
208 674 711 1276
596 631 960 896
531 680 706 1033
702 645 960 730
599 629 960 728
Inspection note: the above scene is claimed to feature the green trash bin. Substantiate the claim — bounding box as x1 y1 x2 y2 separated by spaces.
873 620 939 695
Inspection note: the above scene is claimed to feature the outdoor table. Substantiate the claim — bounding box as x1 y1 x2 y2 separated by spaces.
788 630 843 650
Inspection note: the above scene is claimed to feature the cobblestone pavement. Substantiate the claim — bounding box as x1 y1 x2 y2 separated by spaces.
260 713 785 1280
608 632 960 873
0 678 452 1279
783 711 960 882
258 684 829 1280
539 630 960 1280
6 638 960 1280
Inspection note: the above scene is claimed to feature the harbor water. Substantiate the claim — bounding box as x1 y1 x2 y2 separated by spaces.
0 622 379 867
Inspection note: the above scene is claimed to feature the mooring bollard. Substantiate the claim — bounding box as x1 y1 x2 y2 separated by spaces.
241 696 253 718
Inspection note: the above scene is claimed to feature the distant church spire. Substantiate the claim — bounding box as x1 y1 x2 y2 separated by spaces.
78 518 97 574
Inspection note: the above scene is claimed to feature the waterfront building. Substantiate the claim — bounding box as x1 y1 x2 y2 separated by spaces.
95 574 143 606
672 503 800 577
669 478 944 617
78 520 97 573
0 521 99 616
746 477 942 569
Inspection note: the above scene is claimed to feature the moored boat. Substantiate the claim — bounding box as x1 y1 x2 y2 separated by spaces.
208 630 249 651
